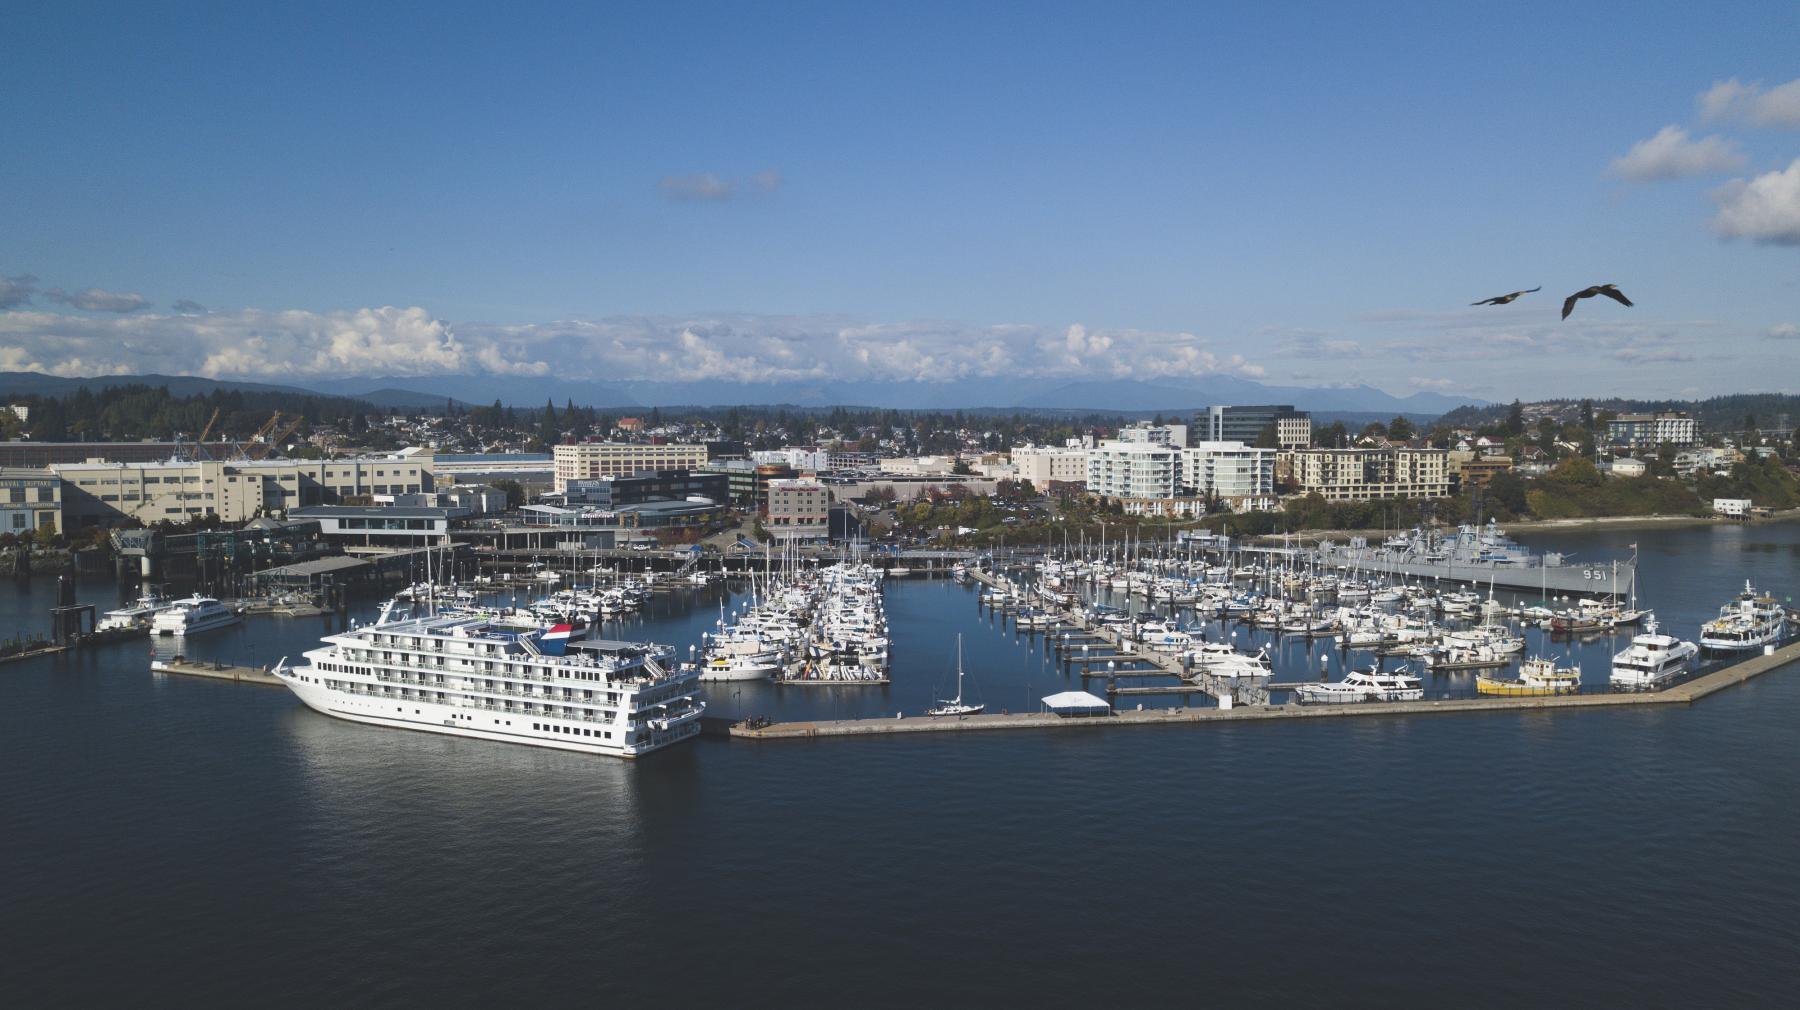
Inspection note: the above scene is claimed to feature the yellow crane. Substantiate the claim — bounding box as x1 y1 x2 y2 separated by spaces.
242 411 283 459
263 415 304 458
197 406 222 444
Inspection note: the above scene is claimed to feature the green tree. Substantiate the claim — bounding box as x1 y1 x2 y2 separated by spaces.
1504 399 1525 437
1387 415 1416 441
487 479 526 508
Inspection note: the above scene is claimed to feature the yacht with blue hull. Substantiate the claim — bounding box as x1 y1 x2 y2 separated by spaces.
274 613 704 758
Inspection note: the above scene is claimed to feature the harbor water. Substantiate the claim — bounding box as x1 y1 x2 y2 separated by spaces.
3 521 1798 1007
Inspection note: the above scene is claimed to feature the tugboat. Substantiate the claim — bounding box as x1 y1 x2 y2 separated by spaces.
1477 656 1582 697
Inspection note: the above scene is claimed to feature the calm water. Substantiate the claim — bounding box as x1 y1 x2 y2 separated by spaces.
3 523 1798 1007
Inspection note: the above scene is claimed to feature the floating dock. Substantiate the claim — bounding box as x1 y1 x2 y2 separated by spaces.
719 639 1800 741
150 659 286 688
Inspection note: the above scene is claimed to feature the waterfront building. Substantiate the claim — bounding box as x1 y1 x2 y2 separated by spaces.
560 470 728 509
51 456 432 528
1182 441 1275 500
1279 446 1450 501
1607 411 1696 448
552 442 709 492
1713 497 1752 517
0 466 61 535
1200 405 1312 448
288 505 467 549
765 478 831 542
1088 441 1182 500
1009 444 1089 488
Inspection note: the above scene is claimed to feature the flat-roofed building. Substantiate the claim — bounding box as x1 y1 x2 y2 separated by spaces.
1182 441 1275 498
0 467 61 535
552 442 708 492
1279 446 1450 501
765 478 831 543
1607 412 1696 448
1010 444 1089 488
1200 405 1312 448
50 456 432 527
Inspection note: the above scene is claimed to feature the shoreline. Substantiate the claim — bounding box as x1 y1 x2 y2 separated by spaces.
1257 510 1798 545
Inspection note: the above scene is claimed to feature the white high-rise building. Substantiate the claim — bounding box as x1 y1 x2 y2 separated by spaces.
1183 442 1276 499
1087 441 1183 501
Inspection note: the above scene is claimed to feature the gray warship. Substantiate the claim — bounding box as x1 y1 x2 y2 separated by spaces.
1313 519 1635 596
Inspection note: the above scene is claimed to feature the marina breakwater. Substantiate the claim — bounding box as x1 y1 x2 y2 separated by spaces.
714 565 1800 742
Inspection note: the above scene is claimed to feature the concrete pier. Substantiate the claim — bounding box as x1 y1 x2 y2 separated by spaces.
150 659 286 688
719 565 1800 743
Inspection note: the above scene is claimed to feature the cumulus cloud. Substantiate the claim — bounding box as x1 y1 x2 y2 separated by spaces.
1614 345 1696 364
1769 323 1800 340
1699 77 1800 128
171 299 207 314
1712 158 1800 244
1609 125 1744 181
44 286 150 313
659 173 734 201
0 274 38 309
0 306 1267 385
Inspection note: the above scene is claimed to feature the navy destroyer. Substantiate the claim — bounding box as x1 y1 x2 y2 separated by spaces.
1311 519 1635 596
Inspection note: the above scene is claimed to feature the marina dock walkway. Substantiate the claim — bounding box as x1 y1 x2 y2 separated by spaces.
720 565 1800 742
150 659 286 688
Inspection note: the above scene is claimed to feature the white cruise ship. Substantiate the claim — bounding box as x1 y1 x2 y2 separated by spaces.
273 613 704 758
151 595 240 636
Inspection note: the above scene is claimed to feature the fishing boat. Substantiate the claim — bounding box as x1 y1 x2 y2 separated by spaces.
1477 657 1582 696
926 635 984 716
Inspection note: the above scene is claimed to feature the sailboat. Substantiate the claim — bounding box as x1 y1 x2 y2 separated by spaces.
926 635 985 716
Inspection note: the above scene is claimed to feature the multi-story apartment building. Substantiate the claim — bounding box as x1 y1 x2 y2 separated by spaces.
1279 447 1451 501
552 442 709 492
1200 405 1312 448
51 456 432 527
1182 442 1276 503
0 467 61 535
561 470 730 509
1010 445 1090 488
1606 412 1696 448
764 478 831 542
1087 441 1185 504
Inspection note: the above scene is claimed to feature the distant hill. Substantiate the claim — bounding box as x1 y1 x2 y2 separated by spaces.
0 372 463 410
292 373 1486 414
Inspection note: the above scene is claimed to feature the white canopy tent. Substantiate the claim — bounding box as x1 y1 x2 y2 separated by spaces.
1040 690 1112 717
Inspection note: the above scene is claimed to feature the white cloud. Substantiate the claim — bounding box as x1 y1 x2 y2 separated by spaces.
1614 346 1696 364
1608 125 1744 181
658 173 734 201
1769 323 1800 340
1699 77 1800 128
0 274 37 310
44 286 150 313
0 307 1267 385
1712 158 1800 244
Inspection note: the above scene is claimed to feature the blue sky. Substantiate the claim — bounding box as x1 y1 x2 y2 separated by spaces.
3 1 1798 400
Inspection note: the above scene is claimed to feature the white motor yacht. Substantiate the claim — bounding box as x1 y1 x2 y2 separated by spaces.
150 595 240 636
1291 667 1424 704
1610 616 1698 690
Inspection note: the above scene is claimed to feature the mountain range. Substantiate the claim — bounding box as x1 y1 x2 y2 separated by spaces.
298 373 1483 414
1 370 1483 416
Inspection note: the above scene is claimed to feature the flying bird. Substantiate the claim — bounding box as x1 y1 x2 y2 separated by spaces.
1470 286 1541 306
1562 284 1633 320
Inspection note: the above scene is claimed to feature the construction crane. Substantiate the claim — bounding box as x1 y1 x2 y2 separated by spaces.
197 407 222 444
241 411 284 459
263 415 304 458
